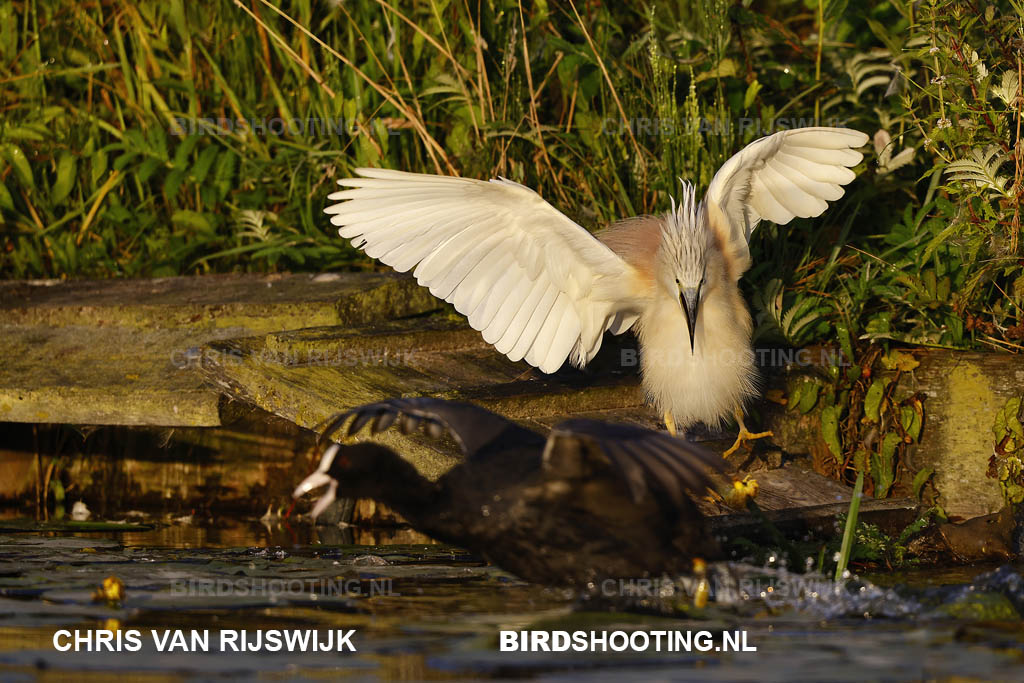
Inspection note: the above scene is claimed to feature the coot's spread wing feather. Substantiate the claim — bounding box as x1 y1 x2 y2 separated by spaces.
318 397 537 459
544 419 723 505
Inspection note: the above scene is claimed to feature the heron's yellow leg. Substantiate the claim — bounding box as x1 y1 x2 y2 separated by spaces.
664 411 677 437
722 407 772 458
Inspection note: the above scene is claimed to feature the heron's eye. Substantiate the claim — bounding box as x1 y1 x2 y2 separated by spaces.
338 454 351 469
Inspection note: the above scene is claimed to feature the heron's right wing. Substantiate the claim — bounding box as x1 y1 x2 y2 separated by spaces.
706 127 868 275
319 398 541 460
542 420 724 507
327 169 647 372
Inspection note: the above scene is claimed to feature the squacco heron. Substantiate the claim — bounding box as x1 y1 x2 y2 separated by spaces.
325 127 867 455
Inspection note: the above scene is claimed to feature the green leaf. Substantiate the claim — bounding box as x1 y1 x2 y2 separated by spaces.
993 397 1024 441
2 143 34 189
51 152 77 205
835 469 864 581
821 404 842 458
171 209 213 233
0 181 14 212
788 382 805 412
863 379 885 423
912 467 934 499
163 168 186 199
743 79 762 109
873 432 901 497
836 321 855 364
696 58 737 82
190 145 219 184
900 405 922 442
824 0 849 23
881 349 919 372
797 381 820 414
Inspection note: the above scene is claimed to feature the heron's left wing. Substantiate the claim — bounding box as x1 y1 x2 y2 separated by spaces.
705 127 868 275
327 169 647 373
542 419 724 507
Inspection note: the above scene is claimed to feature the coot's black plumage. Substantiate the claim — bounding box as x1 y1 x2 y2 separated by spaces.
293 398 723 586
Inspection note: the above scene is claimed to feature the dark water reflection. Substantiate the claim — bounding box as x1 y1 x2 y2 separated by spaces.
0 518 1022 681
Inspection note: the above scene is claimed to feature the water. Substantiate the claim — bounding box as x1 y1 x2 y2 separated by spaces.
0 518 1022 681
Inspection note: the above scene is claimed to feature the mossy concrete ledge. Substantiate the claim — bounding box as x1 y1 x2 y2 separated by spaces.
0 273 439 427
199 319 644 480
764 350 1024 519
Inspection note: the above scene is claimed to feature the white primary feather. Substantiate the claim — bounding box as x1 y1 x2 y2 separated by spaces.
706 127 868 274
326 169 646 373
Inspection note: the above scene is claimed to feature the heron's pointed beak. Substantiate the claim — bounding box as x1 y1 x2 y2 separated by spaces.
293 443 341 519
680 287 700 352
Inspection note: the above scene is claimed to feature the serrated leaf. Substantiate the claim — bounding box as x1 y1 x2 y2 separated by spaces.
190 146 219 184
992 70 1019 106
945 145 1012 198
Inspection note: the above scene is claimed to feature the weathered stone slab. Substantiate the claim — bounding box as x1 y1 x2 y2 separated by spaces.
0 273 439 426
0 272 438 331
710 498 920 540
200 320 645 480
0 325 220 426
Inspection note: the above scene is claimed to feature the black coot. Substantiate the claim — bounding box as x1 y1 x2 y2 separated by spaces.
294 398 723 586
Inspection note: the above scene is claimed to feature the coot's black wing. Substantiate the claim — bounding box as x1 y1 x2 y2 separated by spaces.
318 397 540 459
544 420 725 506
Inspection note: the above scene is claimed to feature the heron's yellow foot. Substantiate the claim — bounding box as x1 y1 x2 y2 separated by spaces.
722 407 772 458
664 411 677 437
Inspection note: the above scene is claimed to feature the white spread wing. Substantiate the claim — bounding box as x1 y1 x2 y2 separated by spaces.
326 169 645 373
706 127 868 273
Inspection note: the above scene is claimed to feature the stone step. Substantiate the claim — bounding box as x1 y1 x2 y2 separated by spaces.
0 272 439 426
199 318 646 481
